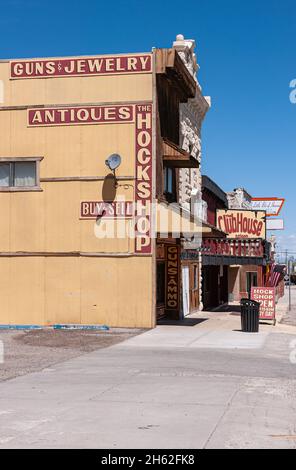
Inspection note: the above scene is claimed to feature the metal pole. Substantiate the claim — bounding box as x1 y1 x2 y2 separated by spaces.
285 249 288 292
288 258 291 311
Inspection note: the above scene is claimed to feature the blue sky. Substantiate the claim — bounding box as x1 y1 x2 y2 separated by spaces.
0 0 295 254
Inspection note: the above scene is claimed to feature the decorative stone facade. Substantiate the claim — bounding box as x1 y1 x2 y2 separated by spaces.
172 34 211 311
173 34 210 214
227 187 252 209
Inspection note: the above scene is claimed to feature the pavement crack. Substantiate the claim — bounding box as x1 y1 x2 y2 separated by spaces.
202 380 243 449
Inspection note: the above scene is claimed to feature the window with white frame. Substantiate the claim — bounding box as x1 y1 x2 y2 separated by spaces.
0 158 42 191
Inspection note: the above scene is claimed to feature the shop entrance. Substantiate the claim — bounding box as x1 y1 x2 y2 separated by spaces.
156 240 181 321
182 266 190 316
156 261 166 319
202 265 228 310
181 262 200 316
246 271 258 298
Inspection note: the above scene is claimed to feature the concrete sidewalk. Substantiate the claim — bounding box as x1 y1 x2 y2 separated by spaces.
118 290 295 350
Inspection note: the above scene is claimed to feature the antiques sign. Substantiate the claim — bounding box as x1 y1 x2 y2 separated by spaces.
217 210 266 239
28 105 134 127
251 287 276 321
11 54 152 79
165 245 180 310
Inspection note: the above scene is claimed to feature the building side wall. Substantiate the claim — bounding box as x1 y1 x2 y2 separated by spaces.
0 256 152 327
0 62 152 107
0 56 154 327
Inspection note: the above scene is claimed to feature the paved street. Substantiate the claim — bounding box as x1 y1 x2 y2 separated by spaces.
281 285 296 326
0 290 296 449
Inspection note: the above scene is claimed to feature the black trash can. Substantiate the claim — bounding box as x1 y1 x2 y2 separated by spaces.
240 298 260 333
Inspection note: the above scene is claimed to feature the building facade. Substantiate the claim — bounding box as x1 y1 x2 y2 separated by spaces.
0 36 213 327
201 176 228 309
225 188 267 302
202 180 269 309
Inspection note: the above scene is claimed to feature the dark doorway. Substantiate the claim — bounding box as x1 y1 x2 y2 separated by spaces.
156 261 165 319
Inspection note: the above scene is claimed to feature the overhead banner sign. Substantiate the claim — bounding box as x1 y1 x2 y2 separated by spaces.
217 210 266 239
10 54 152 79
266 218 284 231
202 239 264 257
251 198 285 217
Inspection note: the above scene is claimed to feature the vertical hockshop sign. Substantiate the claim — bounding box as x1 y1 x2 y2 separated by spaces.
134 104 153 254
216 210 266 239
251 198 285 217
251 287 276 322
165 245 180 311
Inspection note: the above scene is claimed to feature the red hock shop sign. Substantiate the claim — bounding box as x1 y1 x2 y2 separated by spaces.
203 238 264 257
135 104 153 254
251 287 275 321
10 54 152 79
217 209 266 240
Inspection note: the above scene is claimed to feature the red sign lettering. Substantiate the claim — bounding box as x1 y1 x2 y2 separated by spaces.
134 104 153 254
11 55 152 79
28 105 134 127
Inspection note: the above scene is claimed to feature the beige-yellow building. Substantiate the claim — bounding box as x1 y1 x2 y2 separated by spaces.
0 52 156 327
0 40 212 327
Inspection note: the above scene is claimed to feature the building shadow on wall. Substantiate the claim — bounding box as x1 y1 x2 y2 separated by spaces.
102 173 117 202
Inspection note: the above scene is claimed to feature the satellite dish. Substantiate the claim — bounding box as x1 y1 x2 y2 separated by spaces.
105 154 121 171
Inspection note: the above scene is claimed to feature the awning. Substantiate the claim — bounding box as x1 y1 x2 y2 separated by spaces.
202 220 226 238
155 48 196 101
162 138 198 168
156 202 219 238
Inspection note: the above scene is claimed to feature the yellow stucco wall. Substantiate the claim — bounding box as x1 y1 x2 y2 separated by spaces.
0 58 152 107
0 53 154 327
0 256 153 327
